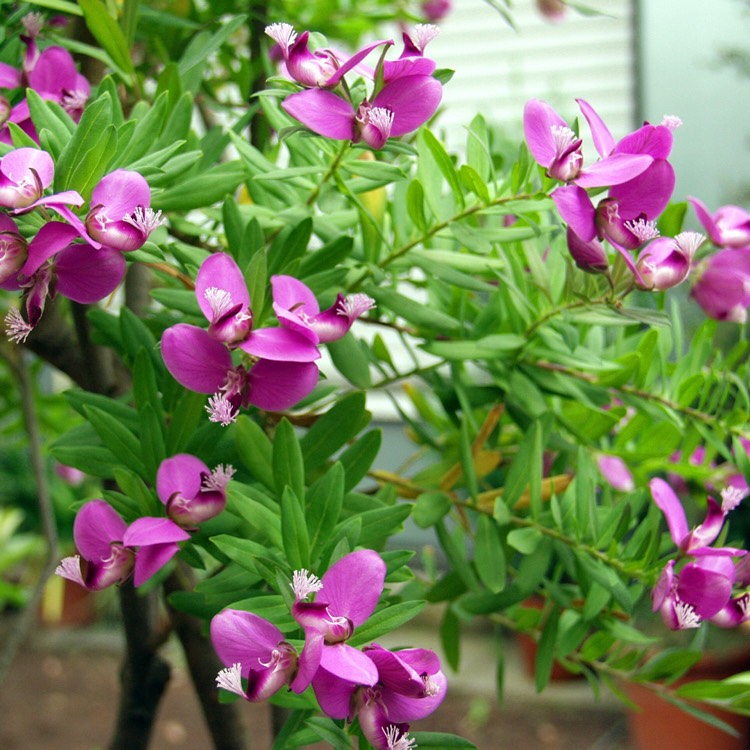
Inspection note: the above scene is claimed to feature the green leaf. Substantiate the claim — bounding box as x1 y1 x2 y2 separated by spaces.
281 487 309 570
418 129 465 208
300 392 370 470
327 333 372 389
304 717 352 750
440 606 461 671
366 287 462 333
166 390 207 454
113 467 158 517
226 486 282 549
337 430 382 492
50 424 117 478
138 404 166 481
535 605 560 692
152 161 246 212
306 463 345 558
235 416 275 490
474 515 506 593
79 0 135 78
349 600 426 647
84 405 147 478
506 528 542 554
413 491 452 529
356 504 412 548
422 334 525 361
25 0 82 15
410 733 477 749
273 418 305 500
243 247 267 321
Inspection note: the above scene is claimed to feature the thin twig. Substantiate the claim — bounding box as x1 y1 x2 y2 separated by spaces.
0 349 59 685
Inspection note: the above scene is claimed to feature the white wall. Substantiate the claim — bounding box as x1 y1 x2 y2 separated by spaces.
426 0 636 149
639 0 750 208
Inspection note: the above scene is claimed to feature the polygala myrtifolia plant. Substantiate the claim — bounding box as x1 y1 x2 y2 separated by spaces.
1 1 750 749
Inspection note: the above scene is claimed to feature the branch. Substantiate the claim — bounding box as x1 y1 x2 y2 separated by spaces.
163 564 249 750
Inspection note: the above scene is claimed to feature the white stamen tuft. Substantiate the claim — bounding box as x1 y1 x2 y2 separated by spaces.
660 115 683 131
21 12 44 37
412 23 440 52
204 287 235 319
337 293 376 320
61 89 88 114
55 556 85 587
422 673 440 697
203 464 236 493
368 107 395 138
674 231 705 260
122 206 166 237
550 124 578 156
675 601 701 629
624 218 660 244
216 663 247 698
721 486 747 513
265 22 297 49
383 725 417 750
290 569 323 600
206 393 237 426
5 308 34 344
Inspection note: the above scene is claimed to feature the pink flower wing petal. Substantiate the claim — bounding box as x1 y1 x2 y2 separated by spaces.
574 153 653 189
247 359 319 411
74 500 127 560
319 549 386 625
239 327 321 362
132 542 180 587
196 253 250 323
523 99 567 167
156 453 209 506
282 89 355 140
55 244 126 303
319 642 378 685
608 159 675 220
552 185 597 242
161 324 232 394
373 75 442 136
576 98 615 157
650 477 689 546
91 169 151 220
210 609 285 672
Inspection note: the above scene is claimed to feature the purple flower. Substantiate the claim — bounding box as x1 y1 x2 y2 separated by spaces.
161 325 320 423
690 247 750 323
156 454 235 528
650 478 747 557
55 499 190 590
0 213 28 284
266 23 391 89
289 550 387 693
635 231 705 291
689 197 750 248
211 609 298 702
523 99 653 187
271 274 375 344
536 0 566 22
4 221 126 343
312 643 446 750
597 455 634 492
282 74 442 150
421 0 452 22
0 148 82 211
75 170 165 251
383 25 440 83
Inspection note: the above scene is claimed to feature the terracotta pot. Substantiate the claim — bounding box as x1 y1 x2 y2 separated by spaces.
626 653 750 750
39 574 96 627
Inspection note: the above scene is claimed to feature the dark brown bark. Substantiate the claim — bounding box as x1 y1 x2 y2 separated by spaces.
164 565 249 750
108 584 172 750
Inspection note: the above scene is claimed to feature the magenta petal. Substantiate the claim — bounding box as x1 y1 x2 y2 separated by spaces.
0 62 20 88
211 609 285 673
161 324 232 394
124 517 190 547
240 327 321 362
271 275 320 315
373 75 442 137
678 562 733 618
312 667 358 719
650 478 689 546
609 159 675 220
2 147 53 190
196 253 251 324
319 642 378 685
523 99 567 167
291 630 325 693
574 153 653 189
74 500 127 560
29 46 78 96
325 38 394 86
132 542 180 587
156 453 209 506
614 124 673 160
247 359 319 411
686 497 727 551
597 455 634 491
552 185 597 242
689 196 721 245
383 56 436 82
55 244 126 303
382 671 448 722
282 89 355 140
91 169 150 220
576 98 615 158
273 305 320 343
22 221 80 276
319 549 386 626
